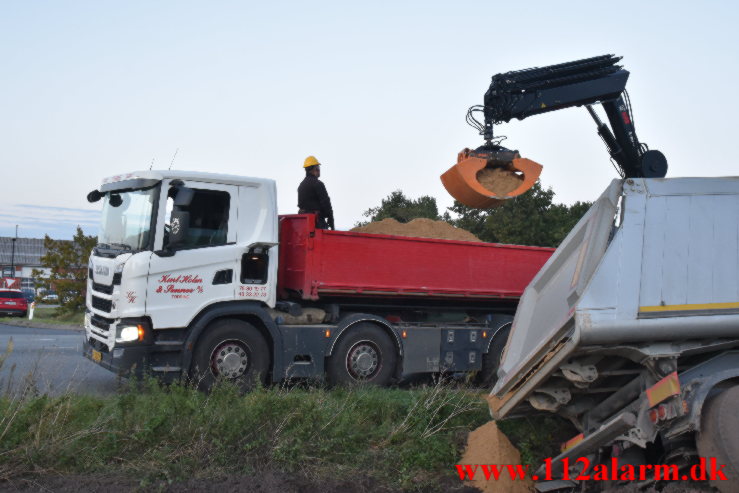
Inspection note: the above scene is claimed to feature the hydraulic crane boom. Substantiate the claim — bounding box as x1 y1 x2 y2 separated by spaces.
442 55 668 208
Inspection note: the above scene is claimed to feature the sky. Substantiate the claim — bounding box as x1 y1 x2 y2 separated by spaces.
1 0 738 239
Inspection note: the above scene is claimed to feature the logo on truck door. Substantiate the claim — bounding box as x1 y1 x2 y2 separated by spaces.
155 274 204 299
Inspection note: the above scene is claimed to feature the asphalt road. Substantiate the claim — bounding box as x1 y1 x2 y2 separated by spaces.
0 323 122 397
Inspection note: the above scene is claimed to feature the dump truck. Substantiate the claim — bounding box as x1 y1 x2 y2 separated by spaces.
81 172 552 391
490 177 739 492
444 55 738 491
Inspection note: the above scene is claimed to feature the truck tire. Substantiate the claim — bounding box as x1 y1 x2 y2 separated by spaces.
190 319 269 393
328 323 397 386
476 323 511 388
696 384 739 492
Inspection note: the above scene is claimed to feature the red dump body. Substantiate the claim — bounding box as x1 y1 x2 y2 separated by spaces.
277 214 554 302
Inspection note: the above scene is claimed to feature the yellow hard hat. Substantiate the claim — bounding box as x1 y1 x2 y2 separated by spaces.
303 155 321 168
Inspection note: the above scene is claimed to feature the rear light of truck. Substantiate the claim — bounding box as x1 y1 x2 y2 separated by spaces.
649 400 684 423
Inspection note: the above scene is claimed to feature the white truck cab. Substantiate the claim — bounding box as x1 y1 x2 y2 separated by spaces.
84 170 279 378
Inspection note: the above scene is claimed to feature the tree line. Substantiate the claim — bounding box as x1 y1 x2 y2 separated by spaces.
359 182 591 248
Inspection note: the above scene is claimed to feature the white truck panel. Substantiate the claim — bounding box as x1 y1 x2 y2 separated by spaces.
495 180 621 392
639 182 739 309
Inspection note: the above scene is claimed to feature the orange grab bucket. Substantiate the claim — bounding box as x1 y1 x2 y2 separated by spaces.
440 149 542 209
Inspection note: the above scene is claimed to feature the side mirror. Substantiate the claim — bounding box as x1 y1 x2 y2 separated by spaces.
109 194 123 207
87 190 102 203
168 210 190 249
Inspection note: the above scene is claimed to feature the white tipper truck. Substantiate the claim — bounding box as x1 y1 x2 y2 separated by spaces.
489 177 739 492
81 171 553 393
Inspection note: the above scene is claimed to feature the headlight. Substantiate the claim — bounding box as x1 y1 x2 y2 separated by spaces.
114 263 125 274
116 324 144 343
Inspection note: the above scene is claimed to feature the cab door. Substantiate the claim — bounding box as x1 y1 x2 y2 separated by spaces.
146 180 240 328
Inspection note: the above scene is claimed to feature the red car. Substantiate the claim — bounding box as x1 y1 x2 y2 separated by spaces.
0 289 28 317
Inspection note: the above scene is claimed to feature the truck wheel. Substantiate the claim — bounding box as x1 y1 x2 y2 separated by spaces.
190 319 269 393
476 323 511 388
696 384 739 492
328 323 397 386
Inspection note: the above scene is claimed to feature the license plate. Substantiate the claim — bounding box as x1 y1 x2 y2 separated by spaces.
5 302 15 306
92 349 102 363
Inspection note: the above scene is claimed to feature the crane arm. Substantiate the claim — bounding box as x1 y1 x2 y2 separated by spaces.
479 54 667 179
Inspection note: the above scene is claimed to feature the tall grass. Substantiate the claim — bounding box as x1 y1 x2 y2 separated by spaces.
0 375 490 489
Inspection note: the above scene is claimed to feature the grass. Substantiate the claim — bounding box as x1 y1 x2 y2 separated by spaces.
0 376 493 490
0 328 569 490
0 307 83 327
497 415 575 466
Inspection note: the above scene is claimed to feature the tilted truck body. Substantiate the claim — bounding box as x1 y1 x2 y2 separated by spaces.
491 177 739 492
82 170 552 389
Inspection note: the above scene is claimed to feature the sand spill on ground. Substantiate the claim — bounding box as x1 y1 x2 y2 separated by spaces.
458 421 534 493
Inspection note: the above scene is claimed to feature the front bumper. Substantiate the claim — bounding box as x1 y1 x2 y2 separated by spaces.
82 337 152 378
0 308 26 316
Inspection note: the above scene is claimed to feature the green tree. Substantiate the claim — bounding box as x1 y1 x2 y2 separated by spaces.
357 190 441 226
446 182 592 247
32 226 97 313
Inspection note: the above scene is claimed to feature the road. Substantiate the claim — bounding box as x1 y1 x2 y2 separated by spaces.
0 323 122 397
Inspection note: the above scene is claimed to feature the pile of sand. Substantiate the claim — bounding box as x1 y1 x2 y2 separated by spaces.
458 421 534 493
477 167 524 196
351 218 480 242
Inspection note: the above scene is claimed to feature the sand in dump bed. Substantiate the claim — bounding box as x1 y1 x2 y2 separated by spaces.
459 421 534 493
476 167 524 196
350 218 480 242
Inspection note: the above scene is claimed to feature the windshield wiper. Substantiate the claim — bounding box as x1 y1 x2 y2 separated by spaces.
110 243 134 251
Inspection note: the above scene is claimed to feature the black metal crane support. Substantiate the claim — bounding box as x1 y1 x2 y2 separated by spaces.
474 55 667 179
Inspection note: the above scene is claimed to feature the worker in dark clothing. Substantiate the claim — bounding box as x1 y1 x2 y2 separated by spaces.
298 155 335 230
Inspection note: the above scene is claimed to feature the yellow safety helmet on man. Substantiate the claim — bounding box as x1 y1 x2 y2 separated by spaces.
303 155 321 168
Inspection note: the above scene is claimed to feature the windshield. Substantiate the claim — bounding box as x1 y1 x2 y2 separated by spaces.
98 187 157 251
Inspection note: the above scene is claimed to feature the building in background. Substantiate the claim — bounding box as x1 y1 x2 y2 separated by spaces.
0 237 51 292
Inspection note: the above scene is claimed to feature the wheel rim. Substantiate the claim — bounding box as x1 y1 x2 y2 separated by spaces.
346 340 381 380
210 339 250 379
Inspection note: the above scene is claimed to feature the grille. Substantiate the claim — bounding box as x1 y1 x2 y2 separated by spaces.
113 273 122 285
90 314 113 333
91 295 112 312
92 282 114 295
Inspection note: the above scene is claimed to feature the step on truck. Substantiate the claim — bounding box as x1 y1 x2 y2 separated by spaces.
82 171 552 391
490 177 739 492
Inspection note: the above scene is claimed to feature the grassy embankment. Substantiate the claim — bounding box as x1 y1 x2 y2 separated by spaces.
0 337 566 490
